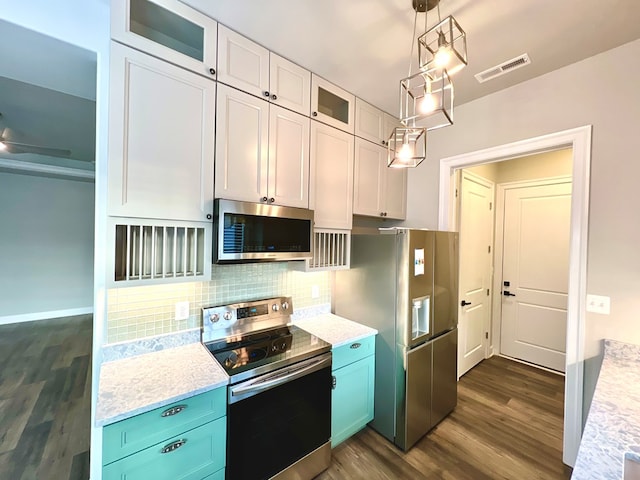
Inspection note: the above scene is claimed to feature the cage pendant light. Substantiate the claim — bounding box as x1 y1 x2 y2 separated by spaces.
418 3 468 75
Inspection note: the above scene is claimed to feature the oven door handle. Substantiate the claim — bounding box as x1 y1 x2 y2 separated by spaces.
230 354 331 400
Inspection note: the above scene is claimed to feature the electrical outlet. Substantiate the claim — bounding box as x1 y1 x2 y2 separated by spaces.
586 294 610 315
175 301 190 320
311 285 320 299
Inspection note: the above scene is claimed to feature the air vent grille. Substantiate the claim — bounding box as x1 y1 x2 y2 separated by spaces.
114 223 206 282
306 229 351 271
475 53 531 83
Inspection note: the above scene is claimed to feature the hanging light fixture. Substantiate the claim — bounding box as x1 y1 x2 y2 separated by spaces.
389 0 455 168
418 2 468 75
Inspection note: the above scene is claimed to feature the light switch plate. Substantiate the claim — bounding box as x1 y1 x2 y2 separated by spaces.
175 301 190 320
311 285 320 299
586 294 610 315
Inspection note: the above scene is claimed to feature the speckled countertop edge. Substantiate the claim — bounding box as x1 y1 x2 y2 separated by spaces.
571 339 640 479
96 342 228 427
292 313 377 347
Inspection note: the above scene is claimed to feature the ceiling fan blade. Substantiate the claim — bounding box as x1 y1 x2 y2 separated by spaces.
2 140 71 158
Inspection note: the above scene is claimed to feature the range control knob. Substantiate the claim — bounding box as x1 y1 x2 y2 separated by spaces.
210 313 220 323
272 303 280 312
223 311 233 321
281 301 290 311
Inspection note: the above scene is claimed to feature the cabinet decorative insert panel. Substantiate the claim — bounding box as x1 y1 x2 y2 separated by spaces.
306 229 351 271
114 223 205 281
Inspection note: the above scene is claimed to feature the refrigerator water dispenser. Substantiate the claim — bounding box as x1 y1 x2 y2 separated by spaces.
412 295 430 340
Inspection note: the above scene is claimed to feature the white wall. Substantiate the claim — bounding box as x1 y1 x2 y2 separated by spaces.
0 2 110 478
405 38 640 418
0 172 94 319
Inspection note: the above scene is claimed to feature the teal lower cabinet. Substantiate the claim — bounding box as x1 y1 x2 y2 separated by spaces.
103 387 226 480
331 335 375 447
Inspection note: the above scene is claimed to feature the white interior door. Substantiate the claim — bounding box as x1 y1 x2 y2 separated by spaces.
500 181 572 372
458 171 494 377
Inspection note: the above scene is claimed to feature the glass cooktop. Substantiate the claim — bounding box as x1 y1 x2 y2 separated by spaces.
205 325 331 384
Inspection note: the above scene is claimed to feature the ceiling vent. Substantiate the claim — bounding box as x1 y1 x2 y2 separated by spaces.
474 53 531 83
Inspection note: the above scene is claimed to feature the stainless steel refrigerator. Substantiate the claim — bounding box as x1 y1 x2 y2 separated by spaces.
334 228 458 451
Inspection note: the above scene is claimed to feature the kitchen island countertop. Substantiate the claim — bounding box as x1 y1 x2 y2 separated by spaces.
96 342 227 426
572 339 640 479
293 313 377 347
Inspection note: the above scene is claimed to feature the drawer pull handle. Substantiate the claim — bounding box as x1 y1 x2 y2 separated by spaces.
160 439 187 454
332 375 336 390
350 343 361 349
161 404 187 417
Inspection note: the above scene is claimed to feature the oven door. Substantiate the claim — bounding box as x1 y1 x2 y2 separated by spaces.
227 353 332 480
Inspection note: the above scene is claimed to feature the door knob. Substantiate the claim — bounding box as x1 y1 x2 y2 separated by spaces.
460 300 472 307
503 290 516 297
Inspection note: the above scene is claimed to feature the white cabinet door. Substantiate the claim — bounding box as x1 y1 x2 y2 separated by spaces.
217 25 269 99
311 75 355 134
111 0 218 79
108 43 215 222
384 113 401 145
353 138 384 217
268 105 310 208
309 122 354 229
384 164 407 220
355 98 385 146
269 53 311 116
215 84 269 203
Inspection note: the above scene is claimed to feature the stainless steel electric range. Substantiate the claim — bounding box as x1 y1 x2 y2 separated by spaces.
202 297 332 480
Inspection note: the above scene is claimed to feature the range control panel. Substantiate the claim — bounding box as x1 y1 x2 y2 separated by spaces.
202 296 293 343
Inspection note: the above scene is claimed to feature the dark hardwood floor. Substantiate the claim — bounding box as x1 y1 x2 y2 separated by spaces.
319 356 572 480
0 315 92 480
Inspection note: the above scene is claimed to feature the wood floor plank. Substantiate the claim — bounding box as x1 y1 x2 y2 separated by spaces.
317 355 571 479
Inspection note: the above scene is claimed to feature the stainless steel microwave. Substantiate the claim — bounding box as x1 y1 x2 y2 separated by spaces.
214 199 314 263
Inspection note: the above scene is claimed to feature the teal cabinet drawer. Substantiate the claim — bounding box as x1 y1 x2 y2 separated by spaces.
103 416 226 480
332 335 375 370
103 387 226 465
331 355 375 447
203 468 225 480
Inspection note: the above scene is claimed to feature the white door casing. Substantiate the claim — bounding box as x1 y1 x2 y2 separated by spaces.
458 171 494 377
499 180 572 372
437 125 591 467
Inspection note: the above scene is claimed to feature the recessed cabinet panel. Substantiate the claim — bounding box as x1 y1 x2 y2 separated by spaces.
309 121 354 229
215 84 269 203
384 113 402 145
268 105 310 208
385 166 408 220
355 98 386 145
354 139 386 217
311 75 355 134
270 53 311 116
108 43 215 221
217 25 269 98
111 0 217 78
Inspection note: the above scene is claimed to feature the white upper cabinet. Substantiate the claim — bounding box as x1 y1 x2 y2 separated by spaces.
310 121 355 229
311 75 355 134
353 138 407 220
269 53 311 116
268 105 310 208
215 85 310 208
384 113 402 145
217 25 270 99
108 42 215 222
355 98 387 146
215 84 269 203
111 0 218 79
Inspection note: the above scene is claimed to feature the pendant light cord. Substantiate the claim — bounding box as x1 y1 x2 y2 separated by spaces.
407 9 418 77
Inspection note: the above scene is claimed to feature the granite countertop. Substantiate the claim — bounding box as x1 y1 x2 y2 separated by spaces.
572 339 640 479
96 342 228 426
292 313 377 347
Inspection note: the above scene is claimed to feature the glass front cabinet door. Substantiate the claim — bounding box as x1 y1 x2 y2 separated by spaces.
311 74 355 134
111 0 218 79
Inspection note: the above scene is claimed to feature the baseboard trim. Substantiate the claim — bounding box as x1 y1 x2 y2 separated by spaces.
0 307 93 325
497 353 566 377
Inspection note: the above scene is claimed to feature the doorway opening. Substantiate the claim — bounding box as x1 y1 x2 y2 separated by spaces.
438 126 591 467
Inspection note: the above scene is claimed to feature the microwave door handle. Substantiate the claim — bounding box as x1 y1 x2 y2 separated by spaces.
231 355 330 397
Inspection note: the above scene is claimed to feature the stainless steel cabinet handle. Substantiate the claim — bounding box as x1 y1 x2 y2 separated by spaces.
350 343 361 349
332 375 336 390
160 439 187 454
161 404 187 417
